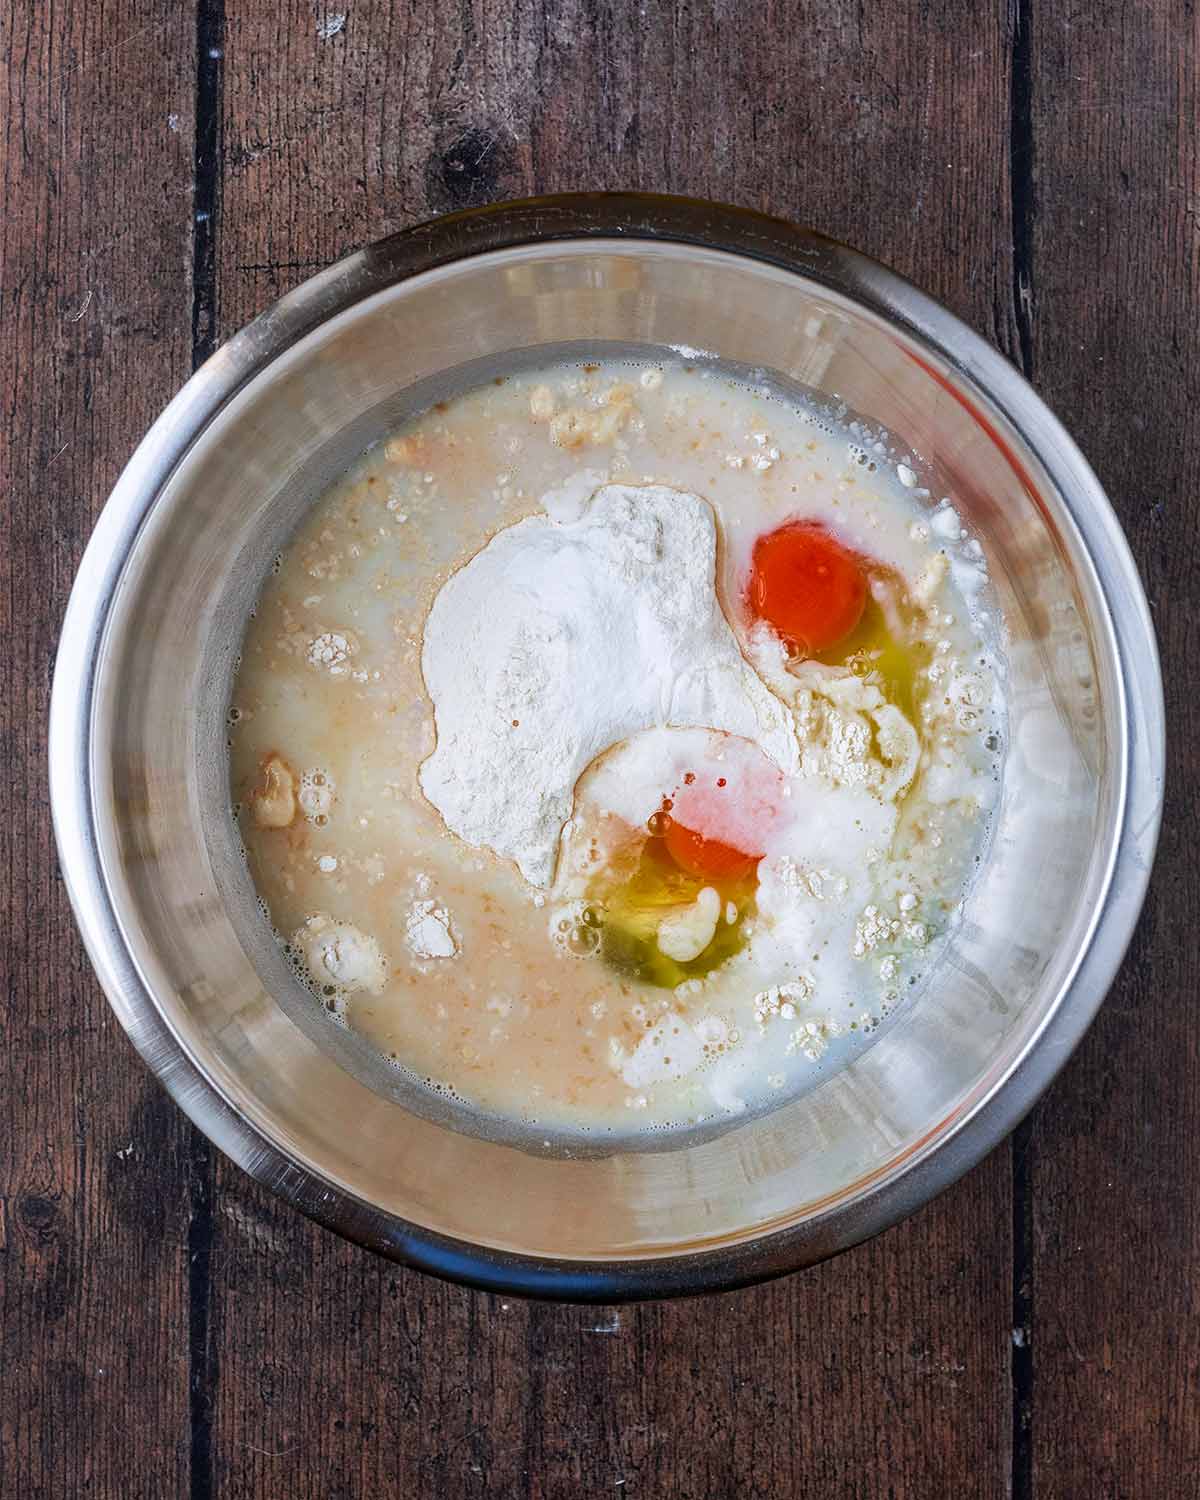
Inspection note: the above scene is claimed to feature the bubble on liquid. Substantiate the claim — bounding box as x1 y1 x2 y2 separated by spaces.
549 898 608 958
567 925 601 956
421 1075 468 1106
299 767 335 822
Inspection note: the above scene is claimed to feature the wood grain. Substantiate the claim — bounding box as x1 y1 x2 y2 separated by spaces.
3 0 1195 1495
1025 3 1200 1495
0 3 199 1496
203 1164 1009 1498
216 0 1016 337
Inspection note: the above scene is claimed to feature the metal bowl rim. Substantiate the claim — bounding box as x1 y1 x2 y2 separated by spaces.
48 192 1165 1300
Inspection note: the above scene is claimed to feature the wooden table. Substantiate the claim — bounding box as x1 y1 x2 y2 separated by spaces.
3 3 1195 1495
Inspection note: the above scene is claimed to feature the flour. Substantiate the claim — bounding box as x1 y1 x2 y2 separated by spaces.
293 913 387 994
753 979 812 1026
306 631 355 675
419 484 799 886
743 632 920 803
619 1012 707 1088
404 899 459 960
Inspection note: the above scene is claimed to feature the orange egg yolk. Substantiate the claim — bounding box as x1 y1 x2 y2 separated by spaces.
652 759 781 886
661 816 761 883
748 520 868 654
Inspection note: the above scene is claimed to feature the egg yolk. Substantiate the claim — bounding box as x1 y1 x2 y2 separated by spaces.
748 520 867 654
595 822 760 989
661 816 761 883
591 769 773 987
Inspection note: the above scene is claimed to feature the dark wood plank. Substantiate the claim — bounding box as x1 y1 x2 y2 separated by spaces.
1026 5 1200 1496
205 1163 1008 1499
217 0 1016 338
0 3 199 1496
207 4 1017 1497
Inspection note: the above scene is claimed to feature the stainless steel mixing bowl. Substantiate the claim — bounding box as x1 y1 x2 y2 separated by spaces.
49 195 1164 1298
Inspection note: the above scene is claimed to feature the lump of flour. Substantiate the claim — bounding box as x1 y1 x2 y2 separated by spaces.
419 483 798 886
292 913 387 994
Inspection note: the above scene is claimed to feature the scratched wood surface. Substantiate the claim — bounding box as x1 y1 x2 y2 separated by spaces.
0 2 1193 1497
1024 4 1200 1496
0 6 199 1498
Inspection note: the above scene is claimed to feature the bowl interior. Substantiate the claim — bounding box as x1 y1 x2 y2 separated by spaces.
89 239 1120 1263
